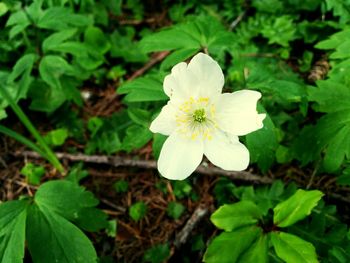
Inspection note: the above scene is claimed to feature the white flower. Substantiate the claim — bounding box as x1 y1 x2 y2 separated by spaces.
150 53 266 180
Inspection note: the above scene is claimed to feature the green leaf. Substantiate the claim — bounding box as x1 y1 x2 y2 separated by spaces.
127 108 152 127
0 200 28 263
261 15 296 47
246 109 278 172
273 189 324 227
7 54 37 100
143 243 170 263
84 26 111 54
152 133 167 159
27 204 97 263
238 234 268 263
39 55 74 89
129 202 147 221
43 128 68 147
117 75 168 102
204 226 262 263
270 232 318 263
21 163 45 185
121 124 153 152
113 180 129 193
167 202 185 220
42 29 77 53
0 2 8 17
37 7 92 30
210 201 262 232
160 48 199 70
34 180 107 231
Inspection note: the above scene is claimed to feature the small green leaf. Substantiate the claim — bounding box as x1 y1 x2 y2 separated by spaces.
0 200 28 263
270 232 318 263
43 128 68 147
113 180 129 193
210 201 262 232
204 226 262 263
84 26 111 54
129 202 147 221
143 243 170 263
121 124 152 152
273 189 324 227
20 163 45 185
167 202 185 220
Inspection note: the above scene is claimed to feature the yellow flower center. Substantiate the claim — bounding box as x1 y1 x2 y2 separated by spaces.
175 97 217 140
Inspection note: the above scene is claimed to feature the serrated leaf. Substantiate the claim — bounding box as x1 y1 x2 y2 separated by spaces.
273 189 323 227
210 201 262 232
27 205 97 263
271 232 318 263
0 200 28 263
204 226 262 263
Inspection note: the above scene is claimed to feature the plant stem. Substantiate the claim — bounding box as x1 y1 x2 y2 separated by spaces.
0 87 64 173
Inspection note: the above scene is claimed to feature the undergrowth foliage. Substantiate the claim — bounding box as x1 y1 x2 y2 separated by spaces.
0 0 350 262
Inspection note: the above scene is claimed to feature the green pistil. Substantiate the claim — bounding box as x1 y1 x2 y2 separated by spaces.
193 109 206 123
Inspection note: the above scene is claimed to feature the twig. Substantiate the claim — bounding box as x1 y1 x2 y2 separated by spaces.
174 205 208 248
229 11 246 30
15 151 272 184
128 51 170 81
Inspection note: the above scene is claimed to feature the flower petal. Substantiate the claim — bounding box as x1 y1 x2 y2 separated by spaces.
150 103 177 136
187 53 224 98
163 62 199 103
158 133 204 180
204 131 249 171
215 90 266 136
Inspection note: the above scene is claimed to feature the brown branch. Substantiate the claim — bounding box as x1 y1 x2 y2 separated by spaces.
15 151 272 184
174 205 208 248
128 51 170 81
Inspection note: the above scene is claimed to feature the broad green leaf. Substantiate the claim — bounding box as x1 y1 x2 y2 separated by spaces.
152 133 167 159
204 226 262 263
127 108 152 127
273 189 323 227
271 232 318 263
117 75 168 102
0 2 8 17
27 205 97 263
0 200 28 263
238 234 268 263
246 110 278 172
210 201 262 232
34 180 108 231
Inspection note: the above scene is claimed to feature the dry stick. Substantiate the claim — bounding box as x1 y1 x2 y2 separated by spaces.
174 205 208 248
15 151 350 204
16 151 272 184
